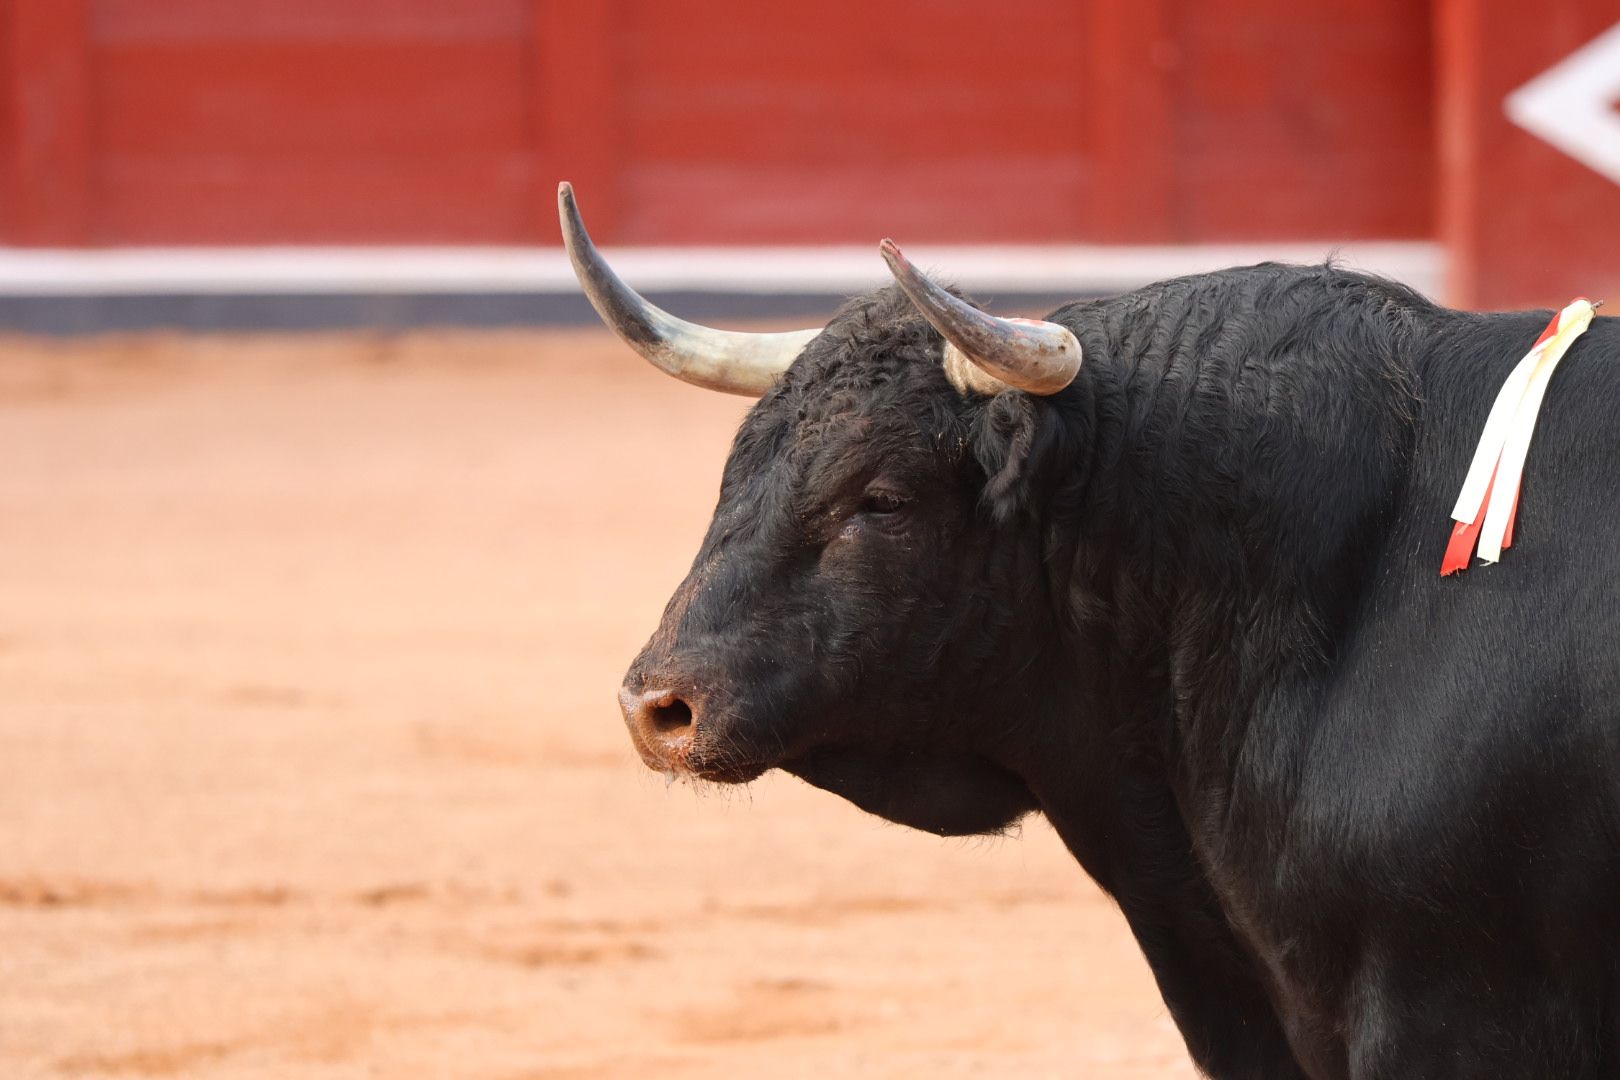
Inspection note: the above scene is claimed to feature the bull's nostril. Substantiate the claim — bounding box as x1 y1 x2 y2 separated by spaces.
648 695 694 734
620 684 700 759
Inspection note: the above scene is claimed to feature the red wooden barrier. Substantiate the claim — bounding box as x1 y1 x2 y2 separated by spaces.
1438 0 1620 309
0 0 1434 254
591 0 1433 246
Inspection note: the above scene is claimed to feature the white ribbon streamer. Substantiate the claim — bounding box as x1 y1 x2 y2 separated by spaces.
1450 298 1597 563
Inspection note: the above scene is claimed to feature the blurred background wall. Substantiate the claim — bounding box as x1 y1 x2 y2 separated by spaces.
0 0 1615 326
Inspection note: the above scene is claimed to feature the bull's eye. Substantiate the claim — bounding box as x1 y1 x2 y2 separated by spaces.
829 488 912 545
858 491 908 517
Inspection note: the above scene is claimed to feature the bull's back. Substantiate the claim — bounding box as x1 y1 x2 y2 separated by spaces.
1302 309 1620 895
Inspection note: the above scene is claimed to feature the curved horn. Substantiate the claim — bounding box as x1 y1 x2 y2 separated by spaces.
559 182 818 396
879 239 1081 396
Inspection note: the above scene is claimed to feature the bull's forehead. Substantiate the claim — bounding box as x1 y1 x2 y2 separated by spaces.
776 288 946 394
709 287 978 507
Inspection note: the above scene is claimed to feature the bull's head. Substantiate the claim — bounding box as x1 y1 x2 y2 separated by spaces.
563 183 1086 837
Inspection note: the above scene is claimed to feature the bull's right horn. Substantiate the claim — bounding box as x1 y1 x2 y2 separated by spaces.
879 239 1082 396
559 182 819 396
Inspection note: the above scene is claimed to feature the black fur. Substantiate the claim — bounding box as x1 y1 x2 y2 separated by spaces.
620 263 1620 1079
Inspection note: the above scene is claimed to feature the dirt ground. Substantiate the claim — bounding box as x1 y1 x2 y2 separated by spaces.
0 328 1196 1078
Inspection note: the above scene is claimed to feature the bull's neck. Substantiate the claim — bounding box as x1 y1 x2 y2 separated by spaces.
1053 273 1428 790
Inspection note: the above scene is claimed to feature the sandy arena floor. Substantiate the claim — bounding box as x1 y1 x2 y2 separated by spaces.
0 329 1196 1078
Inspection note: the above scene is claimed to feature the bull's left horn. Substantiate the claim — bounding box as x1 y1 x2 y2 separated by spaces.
879 239 1081 396
559 182 818 396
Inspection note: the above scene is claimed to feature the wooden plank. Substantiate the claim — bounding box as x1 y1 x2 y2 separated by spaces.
0 6 9 238
1086 0 1177 242
1 0 92 245
533 0 620 243
98 156 538 245
1435 0 1483 305
92 0 528 42
96 42 531 156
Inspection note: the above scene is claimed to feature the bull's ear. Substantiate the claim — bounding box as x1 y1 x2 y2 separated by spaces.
970 393 1078 523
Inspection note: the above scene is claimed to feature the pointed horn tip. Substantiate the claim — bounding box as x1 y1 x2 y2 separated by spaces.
878 238 905 267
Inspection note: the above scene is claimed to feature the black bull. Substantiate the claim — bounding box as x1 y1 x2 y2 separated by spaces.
605 262 1620 1078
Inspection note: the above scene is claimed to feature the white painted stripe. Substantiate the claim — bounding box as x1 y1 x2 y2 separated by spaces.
0 243 1444 299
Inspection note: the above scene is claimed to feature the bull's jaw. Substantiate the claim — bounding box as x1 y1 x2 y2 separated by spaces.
781 745 1038 837
625 724 771 786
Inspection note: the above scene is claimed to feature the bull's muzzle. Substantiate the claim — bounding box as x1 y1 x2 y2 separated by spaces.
617 684 699 772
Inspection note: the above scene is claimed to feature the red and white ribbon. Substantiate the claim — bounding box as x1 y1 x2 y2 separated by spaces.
1441 297 1600 575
